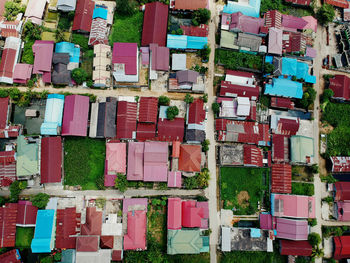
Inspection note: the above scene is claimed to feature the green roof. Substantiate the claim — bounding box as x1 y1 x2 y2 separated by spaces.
167 229 203 255
220 31 238 50
290 135 314 163
16 136 39 177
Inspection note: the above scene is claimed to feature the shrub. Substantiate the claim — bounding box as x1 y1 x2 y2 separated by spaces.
116 0 137 16
27 80 34 88
184 176 198 190
191 8 211 25
166 106 179 120
298 87 316 110
158 95 170 106
22 22 42 41
71 33 89 51
21 40 35 64
215 49 263 70
9 181 23 202
292 182 314 196
58 15 71 31
115 174 127 192
0 196 5 207
197 168 210 188
4 1 25 21
317 4 335 26
212 102 220 114
95 198 106 209
200 93 208 103
308 164 319 174
201 139 210 152
259 96 270 107
31 193 50 209
264 63 274 74
184 94 194 104
322 196 333 204
198 44 211 61
322 89 334 103
71 68 88 85
308 218 317 227
53 252 62 262
308 233 321 247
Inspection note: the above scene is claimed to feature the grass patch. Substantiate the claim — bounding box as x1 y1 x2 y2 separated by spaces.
220 250 287 263
291 182 314 196
147 200 167 247
215 49 263 71
16 227 34 248
109 12 143 46
21 40 35 64
220 167 269 215
64 137 105 190
71 33 89 52
168 253 210 263
292 166 314 182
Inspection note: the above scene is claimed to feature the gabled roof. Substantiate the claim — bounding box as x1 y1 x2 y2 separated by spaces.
100 235 114 249
334 236 350 259
331 156 350 173
182 200 203 228
127 142 145 181
268 27 282 55
329 75 350 101
290 135 314 163
81 207 102 236
0 203 17 248
174 0 207 10
302 16 317 32
285 0 311 5
136 123 156 141
89 98 117 138
178 144 201 172
24 0 47 24
337 201 350 221
265 78 303 99
264 10 282 29
31 210 55 253
275 217 308 240
157 118 185 142
282 15 308 30
32 40 54 76
326 0 348 8
168 198 182 230
223 0 261 18
116 101 137 139
280 240 312 256
123 210 147 250
139 97 158 123
57 0 77 11
88 17 109 46
0 37 21 84
335 182 350 201
277 118 300 136
16 201 37 226
176 70 199 85
150 43 169 71
243 144 263 167
272 134 289 163
72 0 95 32
16 135 39 177
168 171 182 188
271 194 315 218
41 137 62 184
188 99 205 125
167 229 203 254
142 2 169 46
41 94 65 135
13 64 33 84
56 207 80 249
105 142 126 186
143 142 168 182
112 43 138 75
229 12 264 34
0 249 21 263
270 97 294 109
76 236 99 252
0 97 8 130
180 24 208 37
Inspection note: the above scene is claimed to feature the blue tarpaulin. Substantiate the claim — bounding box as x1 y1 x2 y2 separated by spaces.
223 0 261 18
55 42 80 63
93 6 108 20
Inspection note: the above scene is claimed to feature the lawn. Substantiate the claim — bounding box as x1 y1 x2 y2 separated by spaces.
64 137 106 190
147 198 167 247
220 250 287 263
16 227 35 248
109 12 143 46
292 182 314 196
215 49 263 71
220 167 269 215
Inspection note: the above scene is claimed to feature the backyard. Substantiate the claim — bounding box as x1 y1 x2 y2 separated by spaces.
220 167 269 215
147 197 167 246
109 12 143 46
215 49 263 71
16 227 34 248
220 250 287 263
64 137 105 190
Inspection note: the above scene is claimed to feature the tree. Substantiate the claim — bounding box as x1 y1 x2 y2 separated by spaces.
184 176 198 190
308 218 317 227
198 44 211 61
115 174 128 192
184 94 194 104
308 233 321 247
212 102 220 115
192 8 211 25
4 1 25 21
22 22 42 41
200 93 208 103
176 28 183 35
201 139 210 152
115 0 137 16
312 246 324 258
31 193 50 209
299 87 316 109
53 252 62 262
0 196 5 207
158 95 170 106
9 181 23 202
322 89 334 103
317 4 335 26
264 63 274 74
71 68 88 85
197 168 210 188
166 106 179 120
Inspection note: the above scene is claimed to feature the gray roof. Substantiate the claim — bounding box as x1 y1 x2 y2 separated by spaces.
53 53 70 64
172 54 187 71
90 98 117 138
219 144 244 166
52 53 71 85
57 0 77 11
237 33 261 52
273 57 282 76
176 70 199 85
185 129 205 143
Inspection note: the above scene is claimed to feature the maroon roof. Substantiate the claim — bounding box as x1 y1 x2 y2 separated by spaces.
112 250 123 261
180 24 209 37
81 207 102 236
264 10 282 29
72 0 95 32
229 12 265 35
0 150 15 184
280 240 312 256
188 99 205 125
142 2 169 46
100 235 114 249
157 118 185 142
56 207 80 249
272 134 289 163
0 97 8 130
16 201 37 226
334 236 350 259
112 43 138 75
76 236 99 252
326 0 349 8
0 203 17 248
270 97 294 109
220 81 260 100
150 43 169 71
0 48 16 79
136 123 156 141
282 31 306 53
116 101 137 139
0 249 21 263
243 144 263 167
329 75 350 101
285 0 311 5
139 97 158 123
277 118 299 136
335 182 350 201
41 137 62 184
271 163 292 193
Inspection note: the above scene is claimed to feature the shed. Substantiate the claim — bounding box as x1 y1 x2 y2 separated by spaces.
172 54 187 71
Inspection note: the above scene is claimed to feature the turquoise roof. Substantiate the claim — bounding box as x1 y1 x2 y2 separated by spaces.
55 42 80 63
200 236 210 252
265 78 303 99
281 57 297 76
41 94 65 135
167 35 207 50
187 36 208 49
223 0 261 18
250 228 261 238
93 6 108 20
281 57 316 84
31 210 55 253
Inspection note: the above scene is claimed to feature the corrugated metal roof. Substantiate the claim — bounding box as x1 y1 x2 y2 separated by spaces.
243 144 263 167
31 210 55 253
144 141 168 182
124 210 147 250
72 0 95 32
41 137 62 184
0 203 17 248
116 101 137 139
329 75 350 100
334 236 350 259
326 0 348 8
174 0 207 10
178 144 201 172
150 44 169 71
56 208 80 249
157 118 185 142
139 97 158 123
271 164 292 194
112 43 138 75
280 240 312 256
167 198 182 230
136 123 156 141
188 99 205 125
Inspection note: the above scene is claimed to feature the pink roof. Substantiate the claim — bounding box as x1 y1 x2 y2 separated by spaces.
272 194 316 218
337 201 350 221
16 201 37 226
167 198 182 230
331 156 350 173
32 40 54 75
167 171 182 188
230 12 265 34
265 10 282 29
306 47 317 58
106 142 126 174
123 198 148 214
112 43 138 75
123 210 147 250
302 16 317 32
62 95 89 136
259 213 272 230
143 142 168 182
282 15 308 30
150 43 169 71
13 64 33 84
127 142 144 181
268 27 282 55
196 201 209 229
76 236 99 252
182 200 203 228
275 217 309 240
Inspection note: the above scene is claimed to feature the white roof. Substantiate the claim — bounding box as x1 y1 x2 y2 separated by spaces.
172 54 187 71
236 97 250 116
221 227 231 252
225 73 255 87
76 250 112 263
25 0 46 21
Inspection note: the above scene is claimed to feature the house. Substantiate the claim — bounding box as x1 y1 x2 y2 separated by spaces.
72 0 95 33
55 42 80 70
290 135 314 164
274 57 315 83
280 240 312 256
16 136 39 178
124 210 147 250
331 156 350 173
270 116 300 136
93 44 112 88
168 171 182 188
186 99 206 143
282 14 308 31
0 203 17 248
40 137 62 184
0 0 6 16
144 142 168 182
149 43 169 80
167 229 208 254
56 207 80 249
167 35 208 50
243 144 263 167
158 118 185 142
81 206 102 235
268 28 282 55
272 135 289 163
112 43 139 83
302 16 317 32
0 19 22 38
13 64 33 84
116 101 137 139
172 0 207 10
329 75 350 101
57 0 77 11
270 97 294 109
271 193 316 218
225 12 265 35
16 201 37 227
223 0 261 18
88 5 109 46
282 31 306 53
336 201 350 221
168 198 182 230
172 54 187 71
104 142 126 187
31 210 56 253
271 164 292 193
139 97 158 123
264 10 282 29
180 24 209 37
334 236 350 260
219 144 244 166
127 142 145 181
76 236 99 252
176 70 199 87
178 144 201 172
325 0 349 8
32 40 55 83
0 37 21 84
275 217 309 240
142 2 169 47
334 182 350 201
52 53 71 85
94 0 116 25
136 123 156 141
24 0 47 25
169 70 204 92
0 150 16 187
76 247 111 263
285 0 311 6
89 97 117 138
0 249 21 262
182 200 205 228
41 94 65 135
265 78 303 99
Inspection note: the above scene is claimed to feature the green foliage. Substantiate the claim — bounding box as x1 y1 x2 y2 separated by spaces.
215 49 263 70
86 80 94 88
260 0 286 13
184 176 198 190
317 4 335 26
9 181 22 202
58 15 71 31
200 93 208 103
323 102 350 127
264 63 274 74
308 164 319 174
115 0 137 16
308 218 317 227
4 1 25 21
53 252 62 262
198 44 211 61
158 95 170 106
327 125 350 156
201 139 210 152
322 196 333 204
221 250 286 263
298 87 316 110
166 106 179 120
21 40 35 64
259 96 270 107
191 8 211 25
109 12 143 45
27 80 34 88
71 33 89 51
176 28 183 35
184 94 194 104
197 168 210 188
291 182 314 196
323 74 334 81
0 196 5 207
31 193 50 209
308 233 321 247
322 89 334 103
196 195 208 201
71 68 88 85
95 198 106 209
40 256 53 263
16 227 34 248
115 174 128 192
212 102 220 114
22 21 42 41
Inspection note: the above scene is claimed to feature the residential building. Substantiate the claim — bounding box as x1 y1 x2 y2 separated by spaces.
271 193 316 218
0 19 22 39
0 0 6 16
57 0 77 11
41 137 62 184
88 5 109 46
31 210 56 253
178 144 202 172
32 40 55 83
325 0 349 8
16 136 39 178
270 116 300 136
167 229 208 254
272 134 289 163
55 42 80 70
264 10 282 29
180 24 208 37
271 164 292 193
172 0 207 10
81 206 102 236
336 201 350 221
285 0 311 6
112 43 139 82
268 27 282 55
127 142 145 181
149 43 169 80
282 31 306 53
168 171 182 188
290 135 314 164
334 236 350 260
223 0 261 18
16 201 37 227
282 14 308 31
51 53 71 85
221 227 231 252
144 142 168 182
331 156 350 173
275 217 308 240
104 142 126 187
24 0 47 25
13 64 33 84
265 78 303 99
73 0 95 33
280 240 312 256
329 74 350 101
243 144 264 167
186 99 206 143
222 12 265 34
0 203 18 248
41 94 65 135
55 207 80 249
93 44 112 88
270 97 294 109
334 182 350 201
157 118 185 142
172 54 187 71
138 97 158 123
116 101 137 139
0 150 16 187
0 37 21 84
167 35 208 50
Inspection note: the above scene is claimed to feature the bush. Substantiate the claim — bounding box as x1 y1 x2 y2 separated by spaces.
116 0 137 16
58 15 71 31
197 168 210 188
166 106 179 120
22 22 42 41
27 80 34 88
21 40 35 64
184 94 194 104
200 93 208 103
322 89 334 103
184 176 199 190
4 1 25 21
201 139 210 152
292 182 314 196
317 4 335 26
198 44 211 61
191 8 211 25
9 181 23 202
322 196 333 204
95 198 106 209
215 49 263 70
259 96 270 107
0 196 5 207
158 95 170 106
308 233 321 247
264 63 274 74
212 102 220 114
308 218 317 227
298 87 316 110
71 68 88 85
308 164 319 174
115 174 127 192
71 33 89 51
53 252 62 262
31 193 50 209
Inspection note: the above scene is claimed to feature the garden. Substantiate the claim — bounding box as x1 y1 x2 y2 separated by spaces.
15 227 34 248
220 167 269 215
215 49 263 71
64 137 106 190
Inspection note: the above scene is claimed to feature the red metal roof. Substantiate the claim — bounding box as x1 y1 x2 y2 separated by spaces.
81 207 102 236
0 48 16 79
174 0 207 10
112 250 123 261
72 0 94 32
178 144 201 172
229 12 265 35
182 200 203 228
334 236 350 259
167 198 182 230
282 31 306 53
100 235 114 249
16 200 37 226
41 137 62 184
331 156 350 173
220 81 260 100
243 144 263 167
329 75 350 101
76 236 99 252
264 10 282 29
277 118 300 136
0 97 8 129
142 2 169 46
0 249 21 263
139 97 158 123
150 43 169 71
272 134 289 163
112 43 138 75
0 125 20 139
271 164 292 194
56 207 80 249
123 210 147 250
188 99 205 125
136 123 156 141
157 118 185 142
0 203 17 248
270 97 294 109
285 0 311 5
280 240 312 256
172 141 180 158
335 182 350 201
180 24 209 37
116 101 137 139
326 0 348 8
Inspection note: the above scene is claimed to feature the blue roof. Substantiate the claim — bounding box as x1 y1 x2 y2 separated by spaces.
281 58 316 84
265 55 273 64
167 35 208 50
250 228 261 238
93 6 108 20
187 36 208 49
223 0 261 18
281 57 297 76
271 194 275 216
31 210 55 253
55 42 80 63
265 78 303 99
41 94 65 135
